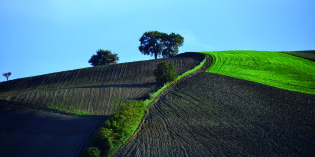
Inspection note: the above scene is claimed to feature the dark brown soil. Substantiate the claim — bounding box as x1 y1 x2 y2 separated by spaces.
114 72 315 156
282 50 315 61
0 104 100 157
0 53 206 157
0 53 205 115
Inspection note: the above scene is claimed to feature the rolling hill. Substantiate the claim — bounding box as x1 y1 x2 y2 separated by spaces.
0 52 205 157
114 72 315 156
0 51 314 157
113 50 315 156
0 53 204 115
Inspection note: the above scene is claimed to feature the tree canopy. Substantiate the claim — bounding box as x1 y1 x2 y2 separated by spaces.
89 49 119 67
3 72 11 81
139 31 184 59
154 61 178 84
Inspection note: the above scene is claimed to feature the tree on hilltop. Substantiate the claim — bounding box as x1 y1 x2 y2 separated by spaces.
89 49 119 67
139 31 184 59
3 72 11 81
162 33 184 58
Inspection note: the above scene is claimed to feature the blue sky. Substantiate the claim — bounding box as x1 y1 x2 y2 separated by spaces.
1 0 314 81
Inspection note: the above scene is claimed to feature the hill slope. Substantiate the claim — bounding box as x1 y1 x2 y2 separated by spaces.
202 50 315 94
0 53 204 115
0 53 205 157
114 51 315 156
114 72 315 157
1 51 314 156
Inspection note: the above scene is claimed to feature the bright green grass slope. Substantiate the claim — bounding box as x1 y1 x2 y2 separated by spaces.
201 50 315 95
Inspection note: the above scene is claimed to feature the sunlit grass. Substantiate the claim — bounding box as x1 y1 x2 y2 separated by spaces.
47 106 90 115
201 50 315 95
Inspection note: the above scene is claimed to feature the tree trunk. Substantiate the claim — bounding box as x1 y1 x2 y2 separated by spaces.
155 52 157 60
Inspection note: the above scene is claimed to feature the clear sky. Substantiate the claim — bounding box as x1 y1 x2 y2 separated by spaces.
1 0 314 81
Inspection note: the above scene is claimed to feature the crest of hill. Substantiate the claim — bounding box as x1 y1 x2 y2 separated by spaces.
0 52 205 115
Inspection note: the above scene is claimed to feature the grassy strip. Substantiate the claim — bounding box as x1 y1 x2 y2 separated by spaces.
81 101 145 157
201 50 315 95
144 57 207 105
47 106 90 115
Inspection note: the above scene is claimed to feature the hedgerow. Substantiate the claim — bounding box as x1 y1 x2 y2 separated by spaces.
87 101 146 157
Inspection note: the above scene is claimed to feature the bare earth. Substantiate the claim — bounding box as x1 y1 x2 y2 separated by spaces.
114 72 315 156
0 53 205 156
0 53 204 115
0 104 100 157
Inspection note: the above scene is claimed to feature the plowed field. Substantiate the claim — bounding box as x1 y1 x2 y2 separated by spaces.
0 53 204 115
0 104 100 157
0 53 205 156
114 72 315 156
282 50 315 62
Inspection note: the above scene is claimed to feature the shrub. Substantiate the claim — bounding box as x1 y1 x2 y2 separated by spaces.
78 147 101 157
87 147 101 157
154 61 178 84
92 101 146 157
95 127 117 150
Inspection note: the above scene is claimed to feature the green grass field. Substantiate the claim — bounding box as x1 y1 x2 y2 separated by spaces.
202 50 315 95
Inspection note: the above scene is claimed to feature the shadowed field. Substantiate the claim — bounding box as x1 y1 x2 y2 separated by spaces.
114 72 315 156
0 104 100 157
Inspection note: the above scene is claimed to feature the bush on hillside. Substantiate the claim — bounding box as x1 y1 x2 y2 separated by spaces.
92 100 146 157
95 127 117 150
154 61 178 84
87 147 101 157
78 147 101 157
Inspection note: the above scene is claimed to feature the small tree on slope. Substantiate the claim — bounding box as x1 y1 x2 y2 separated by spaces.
154 62 178 84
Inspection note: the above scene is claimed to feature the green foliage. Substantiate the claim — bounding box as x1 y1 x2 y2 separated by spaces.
47 106 89 115
162 32 184 58
74 110 90 115
87 147 101 157
79 147 101 157
3 72 12 81
139 31 184 59
92 101 146 157
154 61 178 84
89 49 119 67
95 127 118 150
